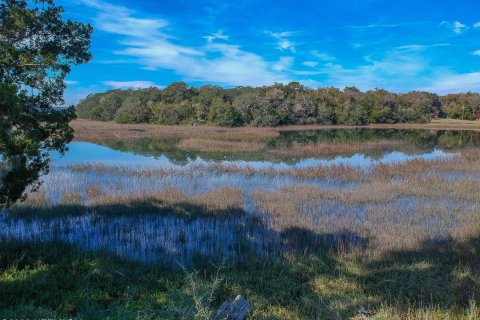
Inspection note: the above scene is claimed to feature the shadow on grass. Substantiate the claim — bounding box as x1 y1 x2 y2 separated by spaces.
361 236 480 311
1 202 479 319
222 234 480 319
9 199 246 220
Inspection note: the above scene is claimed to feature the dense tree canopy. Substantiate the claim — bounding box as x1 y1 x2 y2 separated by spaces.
0 0 92 207
77 82 478 127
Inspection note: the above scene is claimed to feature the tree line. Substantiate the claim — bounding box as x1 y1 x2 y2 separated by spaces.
76 82 480 127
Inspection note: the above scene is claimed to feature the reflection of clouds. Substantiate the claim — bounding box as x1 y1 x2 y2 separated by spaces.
51 142 454 170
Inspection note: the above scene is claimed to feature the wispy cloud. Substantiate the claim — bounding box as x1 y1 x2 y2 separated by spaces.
310 50 335 61
78 0 289 86
441 21 467 34
269 31 297 53
345 23 403 29
273 57 294 71
65 80 79 85
203 31 229 43
396 44 427 50
421 72 480 94
303 61 319 67
474 22 480 28
473 50 480 56
78 0 168 37
395 43 450 50
320 48 428 92
102 81 161 89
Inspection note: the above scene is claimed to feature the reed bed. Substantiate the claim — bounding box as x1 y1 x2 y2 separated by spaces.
252 181 480 253
71 119 280 143
270 139 406 157
177 138 265 153
71 119 480 145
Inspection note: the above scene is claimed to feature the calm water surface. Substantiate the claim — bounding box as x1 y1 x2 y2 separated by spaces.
52 128 478 168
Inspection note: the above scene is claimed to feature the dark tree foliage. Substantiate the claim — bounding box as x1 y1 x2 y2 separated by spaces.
77 81 477 127
0 0 92 207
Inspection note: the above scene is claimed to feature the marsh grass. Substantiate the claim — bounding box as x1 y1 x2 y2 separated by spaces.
12 186 246 219
2 128 480 318
71 119 480 145
71 119 280 143
270 139 407 157
177 138 265 153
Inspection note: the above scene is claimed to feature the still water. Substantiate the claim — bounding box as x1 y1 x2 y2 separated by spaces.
52 128 477 168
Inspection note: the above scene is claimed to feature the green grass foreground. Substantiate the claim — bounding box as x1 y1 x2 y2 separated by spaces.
1 237 479 319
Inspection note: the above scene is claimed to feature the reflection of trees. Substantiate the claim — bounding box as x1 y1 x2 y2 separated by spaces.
97 129 480 166
268 129 480 154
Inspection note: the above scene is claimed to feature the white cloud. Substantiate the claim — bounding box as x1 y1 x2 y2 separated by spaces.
345 23 403 29
310 50 335 61
183 44 289 85
102 81 161 89
320 49 428 92
78 0 168 37
396 43 450 50
273 57 294 72
420 72 480 94
441 21 467 34
203 31 229 43
474 22 480 28
453 21 467 34
396 44 426 50
303 61 319 67
473 50 480 56
269 31 297 53
65 80 79 85
79 0 289 86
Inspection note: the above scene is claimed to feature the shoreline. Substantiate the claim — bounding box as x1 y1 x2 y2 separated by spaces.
71 118 480 142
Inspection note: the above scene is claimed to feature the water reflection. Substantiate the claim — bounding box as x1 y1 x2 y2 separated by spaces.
52 142 453 170
94 128 480 163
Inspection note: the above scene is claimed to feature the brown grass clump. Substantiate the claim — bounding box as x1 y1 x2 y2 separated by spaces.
290 165 366 182
59 191 82 205
19 187 49 209
86 186 103 199
71 119 279 143
85 187 245 217
270 140 406 157
177 138 265 153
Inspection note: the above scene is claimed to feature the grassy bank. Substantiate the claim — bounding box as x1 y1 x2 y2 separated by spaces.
71 119 480 143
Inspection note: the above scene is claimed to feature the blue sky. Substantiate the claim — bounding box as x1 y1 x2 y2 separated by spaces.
58 0 480 105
